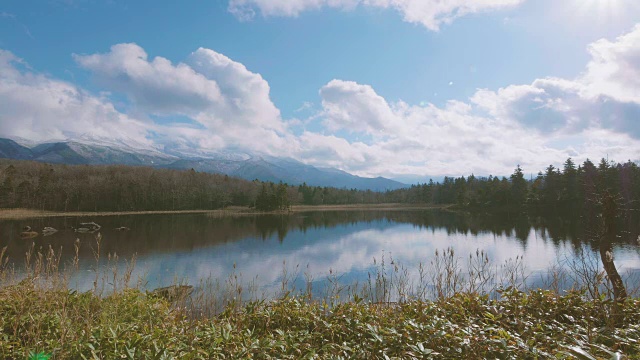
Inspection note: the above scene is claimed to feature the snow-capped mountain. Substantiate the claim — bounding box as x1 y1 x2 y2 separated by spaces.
0 137 407 191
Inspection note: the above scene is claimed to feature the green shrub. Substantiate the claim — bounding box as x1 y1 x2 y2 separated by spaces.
1 281 638 359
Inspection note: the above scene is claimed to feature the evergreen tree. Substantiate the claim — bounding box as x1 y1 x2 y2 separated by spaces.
562 158 578 203
510 165 527 206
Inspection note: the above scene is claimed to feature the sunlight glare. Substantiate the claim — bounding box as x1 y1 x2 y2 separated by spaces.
572 0 625 23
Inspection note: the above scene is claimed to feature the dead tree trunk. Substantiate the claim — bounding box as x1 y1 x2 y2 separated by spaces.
600 191 627 326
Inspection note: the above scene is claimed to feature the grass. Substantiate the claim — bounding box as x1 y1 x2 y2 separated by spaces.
0 240 639 359
1 284 639 359
0 208 245 220
0 204 448 219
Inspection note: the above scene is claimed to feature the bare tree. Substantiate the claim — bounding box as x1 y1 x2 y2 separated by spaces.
600 191 627 326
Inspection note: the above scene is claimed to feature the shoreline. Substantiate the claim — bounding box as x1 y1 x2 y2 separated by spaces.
290 203 449 212
0 204 449 220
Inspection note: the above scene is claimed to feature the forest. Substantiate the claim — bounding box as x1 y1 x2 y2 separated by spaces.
0 158 639 213
400 158 640 214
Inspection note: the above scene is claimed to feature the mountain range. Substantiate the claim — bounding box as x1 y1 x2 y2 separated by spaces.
0 138 407 191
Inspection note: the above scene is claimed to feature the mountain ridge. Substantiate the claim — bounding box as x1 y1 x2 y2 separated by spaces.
0 138 407 191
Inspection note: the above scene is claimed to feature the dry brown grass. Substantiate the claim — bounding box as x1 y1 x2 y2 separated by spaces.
0 204 449 219
0 208 246 219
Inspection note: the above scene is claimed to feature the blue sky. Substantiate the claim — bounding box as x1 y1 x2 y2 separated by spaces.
1 0 640 179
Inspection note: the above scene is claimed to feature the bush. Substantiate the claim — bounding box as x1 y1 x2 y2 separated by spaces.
1 282 639 359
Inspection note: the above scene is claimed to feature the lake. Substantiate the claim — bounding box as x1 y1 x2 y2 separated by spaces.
1 210 639 300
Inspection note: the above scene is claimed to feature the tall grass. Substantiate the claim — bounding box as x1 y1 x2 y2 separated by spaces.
0 235 639 359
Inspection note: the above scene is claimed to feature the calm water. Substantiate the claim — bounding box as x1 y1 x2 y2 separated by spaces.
1 210 639 297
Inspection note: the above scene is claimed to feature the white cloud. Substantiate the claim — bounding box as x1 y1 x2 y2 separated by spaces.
297 131 380 169
470 25 640 140
294 101 314 113
320 79 399 136
0 49 152 146
471 79 586 134
228 0 524 30
229 0 359 20
186 47 283 131
301 79 548 176
298 25 640 177
74 44 223 116
74 43 290 154
305 82 640 177
582 24 640 103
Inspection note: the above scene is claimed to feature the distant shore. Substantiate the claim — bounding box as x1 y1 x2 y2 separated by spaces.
0 204 448 220
290 203 449 212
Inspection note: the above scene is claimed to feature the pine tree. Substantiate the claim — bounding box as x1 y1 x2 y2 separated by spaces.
510 165 527 206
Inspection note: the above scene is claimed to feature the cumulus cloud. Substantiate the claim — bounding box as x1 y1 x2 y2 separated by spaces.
186 47 282 131
305 79 640 177
74 44 224 116
470 25 640 141
320 80 399 135
74 44 282 129
0 49 152 146
228 0 524 30
471 79 587 134
297 25 640 177
74 43 290 154
297 131 381 170
582 24 640 103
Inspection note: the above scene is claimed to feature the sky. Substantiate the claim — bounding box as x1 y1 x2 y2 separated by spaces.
1 0 640 181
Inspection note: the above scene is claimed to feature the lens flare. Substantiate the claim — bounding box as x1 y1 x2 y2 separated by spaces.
573 0 624 21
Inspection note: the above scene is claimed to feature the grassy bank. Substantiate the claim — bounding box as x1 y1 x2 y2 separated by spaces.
0 204 448 219
1 282 639 359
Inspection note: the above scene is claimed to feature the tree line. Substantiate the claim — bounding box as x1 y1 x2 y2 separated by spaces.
394 158 640 213
0 158 638 213
0 160 387 212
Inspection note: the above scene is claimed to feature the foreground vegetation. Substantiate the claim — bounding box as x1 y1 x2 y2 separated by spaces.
1 281 639 359
0 240 638 359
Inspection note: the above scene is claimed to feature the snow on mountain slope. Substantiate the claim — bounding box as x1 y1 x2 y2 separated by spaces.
0 137 407 191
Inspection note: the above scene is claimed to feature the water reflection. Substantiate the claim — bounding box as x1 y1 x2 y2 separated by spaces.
0 210 638 295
